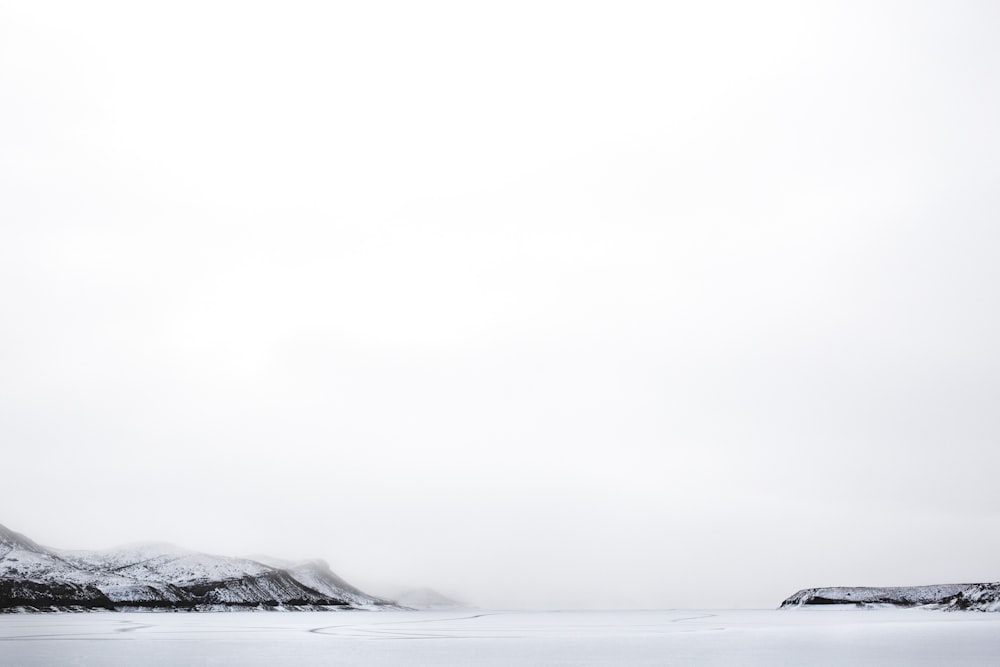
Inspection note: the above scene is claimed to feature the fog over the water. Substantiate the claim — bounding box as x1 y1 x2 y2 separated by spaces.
2 1 999 609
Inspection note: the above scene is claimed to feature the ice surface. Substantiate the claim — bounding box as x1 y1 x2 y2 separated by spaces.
2 608 1000 666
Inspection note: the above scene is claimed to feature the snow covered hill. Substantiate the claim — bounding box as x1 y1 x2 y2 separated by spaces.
0 523 398 612
386 587 471 610
781 583 1000 611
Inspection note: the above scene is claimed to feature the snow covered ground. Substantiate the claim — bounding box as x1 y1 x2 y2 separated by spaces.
2 608 1000 666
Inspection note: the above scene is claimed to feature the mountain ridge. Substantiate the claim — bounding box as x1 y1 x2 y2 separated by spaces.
0 523 400 612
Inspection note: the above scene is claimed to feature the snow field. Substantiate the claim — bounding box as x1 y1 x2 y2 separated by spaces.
2 608 1000 666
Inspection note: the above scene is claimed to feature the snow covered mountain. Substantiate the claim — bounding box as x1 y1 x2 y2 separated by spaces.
385 587 471 610
781 583 1000 611
0 523 398 612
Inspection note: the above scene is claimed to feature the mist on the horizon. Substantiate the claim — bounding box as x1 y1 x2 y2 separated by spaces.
3 0 1000 610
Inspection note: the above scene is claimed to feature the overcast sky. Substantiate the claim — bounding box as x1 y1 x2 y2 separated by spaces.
2 0 1000 609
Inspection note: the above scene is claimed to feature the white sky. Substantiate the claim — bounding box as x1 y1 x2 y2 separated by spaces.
2 0 1000 609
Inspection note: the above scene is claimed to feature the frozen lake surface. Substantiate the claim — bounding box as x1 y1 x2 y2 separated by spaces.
3 608 1000 666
